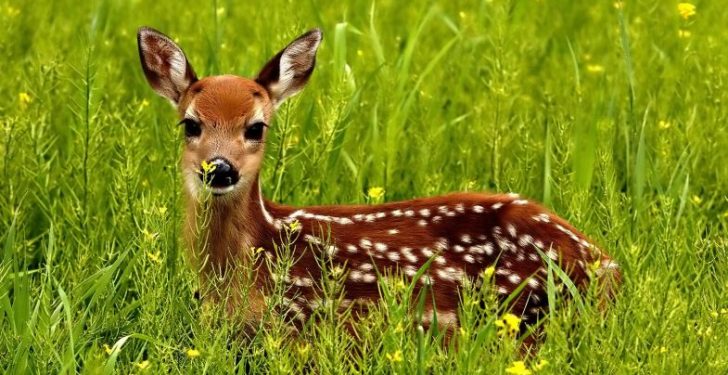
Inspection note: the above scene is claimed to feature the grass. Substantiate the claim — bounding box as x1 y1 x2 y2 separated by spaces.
1 0 727 373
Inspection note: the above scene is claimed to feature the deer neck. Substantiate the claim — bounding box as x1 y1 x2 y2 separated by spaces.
185 175 276 275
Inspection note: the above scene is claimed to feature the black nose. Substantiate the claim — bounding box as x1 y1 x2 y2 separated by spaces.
200 158 240 188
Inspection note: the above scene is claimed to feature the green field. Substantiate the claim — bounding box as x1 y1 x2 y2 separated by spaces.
2 0 727 373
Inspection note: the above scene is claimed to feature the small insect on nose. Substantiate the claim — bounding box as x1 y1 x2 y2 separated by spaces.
199 157 240 188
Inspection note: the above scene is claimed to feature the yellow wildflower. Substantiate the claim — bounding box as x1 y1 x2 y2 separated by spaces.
386 350 403 363
613 1 624 10
297 343 310 357
19 92 32 108
357 49 364 57
367 187 385 200
5 6 20 17
588 259 602 275
721 308 728 315
139 99 149 111
691 195 702 205
659 346 668 353
710 311 719 318
506 361 532 375
658 120 671 129
142 228 158 243
288 219 301 232
394 322 404 333
481 266 495 279
677 3 696 19
331 265 345 277
264 336 281 351
586 64 605 74
103 344 114 355
496 313 522 336
678 29 692 38
459 11 467 19
534 359 549 371
146 251 161 264
459 327 468 338
186 348 201 358
200 160 217 174
135 360 150 370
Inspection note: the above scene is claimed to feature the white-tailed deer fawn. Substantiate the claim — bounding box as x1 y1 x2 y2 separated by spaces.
137 26 620 342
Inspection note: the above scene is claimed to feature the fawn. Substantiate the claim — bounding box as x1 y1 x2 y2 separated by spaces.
137 26 620 343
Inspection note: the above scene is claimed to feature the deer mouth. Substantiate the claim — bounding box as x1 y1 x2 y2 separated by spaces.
208 184 236 196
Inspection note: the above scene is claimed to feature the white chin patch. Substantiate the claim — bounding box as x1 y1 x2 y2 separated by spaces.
208 185 236 196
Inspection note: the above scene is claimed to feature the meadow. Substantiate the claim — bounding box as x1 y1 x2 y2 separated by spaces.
1 0 727 373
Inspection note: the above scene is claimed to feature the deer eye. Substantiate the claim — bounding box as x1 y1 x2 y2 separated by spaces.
244 122 266 141
181 118 202 138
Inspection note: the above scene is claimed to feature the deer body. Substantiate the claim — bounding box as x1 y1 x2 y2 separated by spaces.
138 27 619 338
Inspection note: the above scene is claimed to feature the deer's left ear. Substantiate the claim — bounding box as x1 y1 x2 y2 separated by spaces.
256 29 322 107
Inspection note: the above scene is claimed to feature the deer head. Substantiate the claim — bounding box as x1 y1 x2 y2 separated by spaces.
137 27 322 201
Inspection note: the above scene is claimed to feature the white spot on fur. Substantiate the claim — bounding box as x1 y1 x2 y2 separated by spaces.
387 252 400 262
453 245 465 253
434 256 447 265
349 270 363 282
391 209 403 217
461 234 472 244
293 276 314 287
547 248 559 260
492 202 504 210
512 199 528 205
418 219 428 227
419 208 431 217
528 277 540 288
401 247 418 263
432 216 442 223
463 254 475 263
472 205 485 213
506 224 517 238
374 243 388 252
404 265 417 277
518 234 534 247
359 263 374 271
304 234 322 245
404 210 415 217
346 244 358 253
388 229 400 235
421 247 434 257
360 238 373 249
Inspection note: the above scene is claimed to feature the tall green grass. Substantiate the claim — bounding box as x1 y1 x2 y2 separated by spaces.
1 0 727 373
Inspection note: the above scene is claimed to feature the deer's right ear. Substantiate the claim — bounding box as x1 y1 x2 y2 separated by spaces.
137 27 198 105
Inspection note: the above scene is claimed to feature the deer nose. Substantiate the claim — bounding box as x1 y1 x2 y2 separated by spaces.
200 157 240 188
